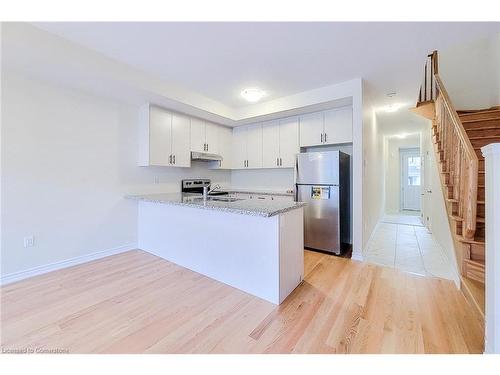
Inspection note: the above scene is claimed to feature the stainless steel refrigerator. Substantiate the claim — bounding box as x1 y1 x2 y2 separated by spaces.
295 151 350 255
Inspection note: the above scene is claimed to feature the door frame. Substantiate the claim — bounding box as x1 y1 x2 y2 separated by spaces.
400 147 422 211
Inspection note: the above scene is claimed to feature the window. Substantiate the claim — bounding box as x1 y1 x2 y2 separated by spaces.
407 156 421 186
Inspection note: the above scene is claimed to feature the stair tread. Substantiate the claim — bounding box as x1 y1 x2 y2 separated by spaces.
464 258 485 266
476 217 485 223
468 135 500 140
458 236 485 245
465 125 500 131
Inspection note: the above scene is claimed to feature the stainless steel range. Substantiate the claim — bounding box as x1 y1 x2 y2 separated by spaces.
181 179 228 196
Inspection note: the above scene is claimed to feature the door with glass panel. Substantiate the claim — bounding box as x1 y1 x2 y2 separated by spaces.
400 148 421 211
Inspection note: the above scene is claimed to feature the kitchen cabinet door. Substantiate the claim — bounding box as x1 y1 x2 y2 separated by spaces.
246 124 263 168
148 106 172 166
190 118 205 152
323 107 352 144
262 120 280 168
171 113 191 167
232 126 247 169
205 122 219 154
209 125 233 169
279 117 299 168
299 112 324 147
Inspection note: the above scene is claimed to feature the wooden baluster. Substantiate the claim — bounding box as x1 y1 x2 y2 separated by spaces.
453 132 461 201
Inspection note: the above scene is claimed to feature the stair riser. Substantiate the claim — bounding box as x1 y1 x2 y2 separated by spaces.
459 110 500 120
461 118 500 130
466 128 500 138
477 203 485 218
470 137 500 148
469 242 485 262
478 173 485 185
464 260 485 284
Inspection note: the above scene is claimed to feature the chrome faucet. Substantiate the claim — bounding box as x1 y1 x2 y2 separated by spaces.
203 184 221 200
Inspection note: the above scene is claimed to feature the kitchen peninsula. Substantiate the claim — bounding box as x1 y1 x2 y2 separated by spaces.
126 193 305 304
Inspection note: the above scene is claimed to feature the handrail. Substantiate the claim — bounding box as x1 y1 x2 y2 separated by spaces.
434 75 477 161
421 51 478 240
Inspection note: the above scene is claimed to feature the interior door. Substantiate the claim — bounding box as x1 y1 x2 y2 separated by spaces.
279 117 299 168
262 120 280 168
171 113 191 167
401 148 422 211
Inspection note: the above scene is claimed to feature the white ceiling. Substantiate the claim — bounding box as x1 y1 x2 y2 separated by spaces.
32 22 499 113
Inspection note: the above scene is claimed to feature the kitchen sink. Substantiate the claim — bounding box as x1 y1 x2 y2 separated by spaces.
193 196 243 202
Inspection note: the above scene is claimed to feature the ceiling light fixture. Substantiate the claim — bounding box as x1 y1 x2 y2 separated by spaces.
241 88 266 103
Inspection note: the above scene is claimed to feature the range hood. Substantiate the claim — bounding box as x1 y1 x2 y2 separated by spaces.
191 151 223 161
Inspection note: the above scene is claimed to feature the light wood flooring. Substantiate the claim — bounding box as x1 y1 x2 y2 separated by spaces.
0 250 484 353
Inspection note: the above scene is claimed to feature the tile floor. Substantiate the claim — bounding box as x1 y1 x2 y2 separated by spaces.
382 212 423 226
363 216 455 280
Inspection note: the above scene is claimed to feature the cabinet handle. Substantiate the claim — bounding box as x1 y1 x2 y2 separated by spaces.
169 154 172 164
321 133 323 143
173 155 176 164
280 158 282 166
207 143 209 152
277 157 279 166
324 133 327 143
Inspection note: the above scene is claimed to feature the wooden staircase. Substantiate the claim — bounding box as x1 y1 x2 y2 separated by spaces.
413 51 499 319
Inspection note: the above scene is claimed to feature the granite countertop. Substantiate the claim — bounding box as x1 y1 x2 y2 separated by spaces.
125 193 305 217
219 188 294 196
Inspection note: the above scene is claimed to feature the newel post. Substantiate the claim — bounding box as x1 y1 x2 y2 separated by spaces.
482 143 500 354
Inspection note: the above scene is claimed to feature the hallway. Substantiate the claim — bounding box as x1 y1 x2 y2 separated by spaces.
363 217 456 280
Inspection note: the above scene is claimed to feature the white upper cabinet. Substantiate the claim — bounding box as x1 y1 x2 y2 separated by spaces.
205 122 219 154
299 112 324 147
262 118 299 168
190 118 206 153
208 125 233 169
262 120 280 168
232 126 248 169
148 106 172 166
232 124 263 169
246 124 263 169
171 113 191 167
299 106 352 147
323 107 352 144
190 119 219 153
278 117 299 168
138 105 191 167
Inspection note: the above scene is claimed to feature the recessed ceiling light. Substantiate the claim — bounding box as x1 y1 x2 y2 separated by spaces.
385 103 402 113
241 88 266 103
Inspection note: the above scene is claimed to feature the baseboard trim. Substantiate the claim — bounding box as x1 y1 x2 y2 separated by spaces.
0 243 137 286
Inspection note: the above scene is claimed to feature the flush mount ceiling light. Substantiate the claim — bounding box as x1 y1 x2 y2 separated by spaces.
241 88 266 103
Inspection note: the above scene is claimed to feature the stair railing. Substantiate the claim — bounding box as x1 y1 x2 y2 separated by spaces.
424 51 478 239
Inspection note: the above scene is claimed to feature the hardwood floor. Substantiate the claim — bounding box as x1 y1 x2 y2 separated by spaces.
0 250 484 353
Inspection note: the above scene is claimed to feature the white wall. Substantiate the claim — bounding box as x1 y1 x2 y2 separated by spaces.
384 135 420 214
420 121 460 285
440 33 500 110
361 105 385 250
1 73 231 276
230 169 294 192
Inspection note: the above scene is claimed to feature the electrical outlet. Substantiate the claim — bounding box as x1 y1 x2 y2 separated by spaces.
24 236 34 248
154 176 160 184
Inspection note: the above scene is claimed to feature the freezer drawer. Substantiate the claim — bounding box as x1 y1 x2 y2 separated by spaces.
297 184 340 254
296 151 340 185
